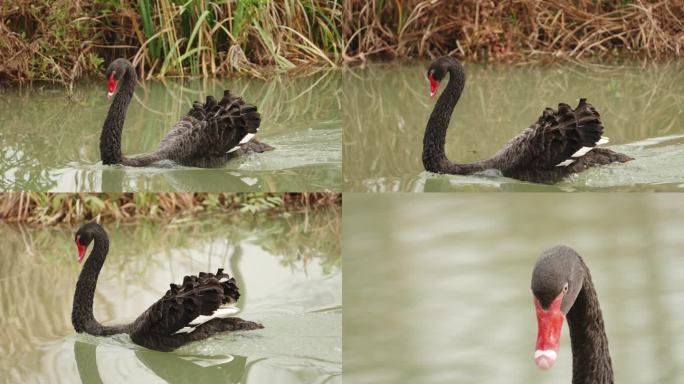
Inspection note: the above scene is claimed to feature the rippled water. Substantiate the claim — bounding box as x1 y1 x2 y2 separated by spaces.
0 71 341 192
0 211 341 383
344 194 684 383
343 61 684 191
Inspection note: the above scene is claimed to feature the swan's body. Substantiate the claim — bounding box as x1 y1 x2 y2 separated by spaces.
101 58 273 168
422 57 632 184
72 222 262 351
531 245 613 383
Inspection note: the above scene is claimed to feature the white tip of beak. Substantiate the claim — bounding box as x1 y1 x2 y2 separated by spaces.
107 91 114 100
534 350 558 370
430 90 437 97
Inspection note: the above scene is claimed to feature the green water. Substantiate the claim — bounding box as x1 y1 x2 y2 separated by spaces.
344 193 684 383
343 61 684 191
0 72 341 192
0 211 341 383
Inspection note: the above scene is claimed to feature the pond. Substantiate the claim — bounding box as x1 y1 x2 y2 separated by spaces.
0 71 341 192
343 61 684 191
344 193 684 383
0 210 341 383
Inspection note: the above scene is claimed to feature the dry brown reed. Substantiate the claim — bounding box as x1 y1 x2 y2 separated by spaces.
0 0 342 85
343 0 684 63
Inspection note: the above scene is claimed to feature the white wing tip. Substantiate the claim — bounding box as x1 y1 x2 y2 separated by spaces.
597 136 609 145
174 326 195 334
187 307 239 326
556 159 575 167
239 133 256 145
571 146 593 158
227 146 239 154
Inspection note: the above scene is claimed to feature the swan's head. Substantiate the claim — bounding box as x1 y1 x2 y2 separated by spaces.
74 222 102 263
426 56 464 97
531 245 584 370
105 59 131 100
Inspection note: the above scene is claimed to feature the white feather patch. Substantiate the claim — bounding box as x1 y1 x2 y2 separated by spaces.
556 159 575 167
239 133 255 144
173 306 239 335
227 146 239 154
174 326 195 334
597 136 609 145
571 146 593 158
219 277 229 283
188 307 239 326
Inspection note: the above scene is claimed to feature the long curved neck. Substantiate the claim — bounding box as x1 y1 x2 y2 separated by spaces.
422 64 487 174
72 229 130 335
100 65 136 165
567 263 613 384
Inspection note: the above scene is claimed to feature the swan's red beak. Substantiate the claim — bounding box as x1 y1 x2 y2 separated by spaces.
428 73 439 98
76 238 86 263
107 72 117 100
534 293 565 370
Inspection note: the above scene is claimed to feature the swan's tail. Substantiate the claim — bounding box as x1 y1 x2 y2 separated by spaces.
187 90 261 147
546 99 619 168
217 90 261 134
172 268 240 305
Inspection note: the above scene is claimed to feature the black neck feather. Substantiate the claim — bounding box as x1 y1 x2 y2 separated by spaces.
567 262 613 384
422 63 487 174
100 65 136 165
71 227 130 335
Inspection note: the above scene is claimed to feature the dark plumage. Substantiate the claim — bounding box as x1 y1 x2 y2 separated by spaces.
71 222 263 352
531 245 613 384
100 58 273 168
422 57 632 184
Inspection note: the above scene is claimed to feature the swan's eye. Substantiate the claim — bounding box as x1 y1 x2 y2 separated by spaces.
562 283 569 293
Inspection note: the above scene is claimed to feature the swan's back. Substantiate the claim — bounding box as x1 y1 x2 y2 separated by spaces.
157 90 263 167
129 268 243 351
490 99 631 183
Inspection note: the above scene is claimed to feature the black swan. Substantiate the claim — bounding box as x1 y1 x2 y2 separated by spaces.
101 58 273 168
531 245 613 383
423 57 632 184
72 222 263 351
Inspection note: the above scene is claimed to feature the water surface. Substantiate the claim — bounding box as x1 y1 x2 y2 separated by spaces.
0 71 341 192
344 194 684 383
0 211 341 383
343 61 684 191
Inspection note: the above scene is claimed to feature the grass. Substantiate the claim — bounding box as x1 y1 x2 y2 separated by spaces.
0 1 681 85
0 0 343 85
0 192 341 225
343 0 684 63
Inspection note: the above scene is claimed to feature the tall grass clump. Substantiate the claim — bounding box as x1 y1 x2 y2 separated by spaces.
0 192 341 225
0 0 342 85
343 0 684 63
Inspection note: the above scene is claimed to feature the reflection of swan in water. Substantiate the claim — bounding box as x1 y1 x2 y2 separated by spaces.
98 166 267 192
49 165 267 191
74 340 253 384
50 161 338 192
135 350 254 384
74 341 103 384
